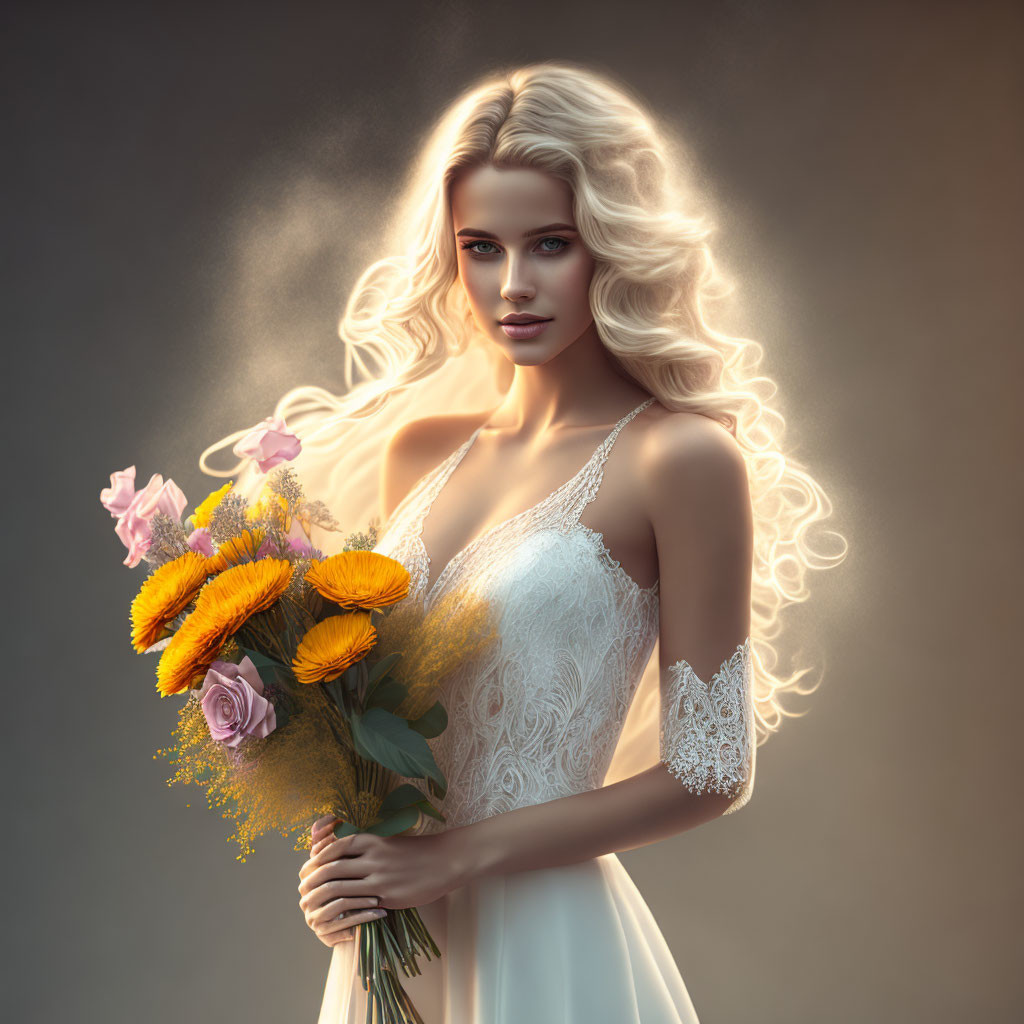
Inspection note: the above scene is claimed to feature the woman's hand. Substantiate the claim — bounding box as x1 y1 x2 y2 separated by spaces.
299 817 473 917
298 815 388 948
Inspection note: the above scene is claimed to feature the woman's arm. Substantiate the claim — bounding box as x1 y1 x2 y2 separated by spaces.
449 412 755 881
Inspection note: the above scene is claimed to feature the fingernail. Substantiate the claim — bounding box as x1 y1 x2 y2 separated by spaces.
371 909 387 917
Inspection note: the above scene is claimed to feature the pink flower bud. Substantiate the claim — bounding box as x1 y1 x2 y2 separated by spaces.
232 416 302 473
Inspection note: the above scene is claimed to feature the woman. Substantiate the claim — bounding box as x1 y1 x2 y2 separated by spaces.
209 61 841 1023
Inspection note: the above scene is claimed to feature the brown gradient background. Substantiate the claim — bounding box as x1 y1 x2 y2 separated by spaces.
4 2 1021 1021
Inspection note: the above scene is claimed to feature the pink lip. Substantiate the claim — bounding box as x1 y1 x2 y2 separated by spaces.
497 319 548 339
501 319 551 340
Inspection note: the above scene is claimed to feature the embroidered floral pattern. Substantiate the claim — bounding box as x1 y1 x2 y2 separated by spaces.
660 638 755 815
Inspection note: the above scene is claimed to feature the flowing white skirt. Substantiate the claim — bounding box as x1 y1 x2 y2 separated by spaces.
317 852 700 1023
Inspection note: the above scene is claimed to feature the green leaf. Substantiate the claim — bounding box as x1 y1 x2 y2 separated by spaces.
349 708 445 786
269 700 291 731
418 801 445 822
379 784 428 815
367 651 402 688
364 678 409 713
367 806 421 836
408 701 448 739
332 820 361 839
324 676 345 713
341 663 361 691
239 647 287 672
238 647 294 688
379 783 445 823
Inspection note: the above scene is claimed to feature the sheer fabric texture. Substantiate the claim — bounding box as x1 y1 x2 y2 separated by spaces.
318 397 754 1023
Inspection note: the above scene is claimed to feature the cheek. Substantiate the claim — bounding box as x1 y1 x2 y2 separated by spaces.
457 257 494 313
550 254 595 319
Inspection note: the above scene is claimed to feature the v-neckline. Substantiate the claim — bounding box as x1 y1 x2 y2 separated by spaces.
416 397 655 603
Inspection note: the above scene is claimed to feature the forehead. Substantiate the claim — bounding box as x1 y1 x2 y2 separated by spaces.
450 165 574 232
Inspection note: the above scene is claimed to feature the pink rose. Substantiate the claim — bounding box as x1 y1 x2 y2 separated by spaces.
187 526 215 556
112 473 188 568
232 415 301 473
100 466 137 517
198 657 277 748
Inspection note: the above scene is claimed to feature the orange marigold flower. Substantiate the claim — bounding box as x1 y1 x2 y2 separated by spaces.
207 528 267 572
192 482 233 529
155 558 293 696
305 551 410 610
155 610 229 697
130 550 213 653
292 613 377 684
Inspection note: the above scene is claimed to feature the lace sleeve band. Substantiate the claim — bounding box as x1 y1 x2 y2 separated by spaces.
659 637 755 815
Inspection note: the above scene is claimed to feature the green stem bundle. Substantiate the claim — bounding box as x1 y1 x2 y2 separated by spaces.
358 908 442 1024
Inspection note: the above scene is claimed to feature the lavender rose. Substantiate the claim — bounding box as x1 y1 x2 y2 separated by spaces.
197 656 277 748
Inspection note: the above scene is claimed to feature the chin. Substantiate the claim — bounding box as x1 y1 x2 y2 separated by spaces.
489 332 574 366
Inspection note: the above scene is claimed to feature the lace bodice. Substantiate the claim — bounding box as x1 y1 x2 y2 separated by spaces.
374 397 754 833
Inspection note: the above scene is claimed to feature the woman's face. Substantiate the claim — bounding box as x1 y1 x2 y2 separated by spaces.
450 164 597 366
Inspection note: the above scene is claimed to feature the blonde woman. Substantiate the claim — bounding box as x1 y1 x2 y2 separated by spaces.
206 60 842 1023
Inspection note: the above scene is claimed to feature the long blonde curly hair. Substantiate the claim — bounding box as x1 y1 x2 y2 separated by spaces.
201 60 847 772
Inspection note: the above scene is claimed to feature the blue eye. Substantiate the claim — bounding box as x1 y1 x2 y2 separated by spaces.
458 236 570 256
460 240 499 255
537 236 569 253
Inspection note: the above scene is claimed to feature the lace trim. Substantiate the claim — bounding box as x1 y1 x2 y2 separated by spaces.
660 637 754 812
574 523 659 597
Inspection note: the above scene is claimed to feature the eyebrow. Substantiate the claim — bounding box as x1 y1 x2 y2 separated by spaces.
455 222 578 240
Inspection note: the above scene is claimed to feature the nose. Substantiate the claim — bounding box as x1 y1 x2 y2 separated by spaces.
500 252 535 303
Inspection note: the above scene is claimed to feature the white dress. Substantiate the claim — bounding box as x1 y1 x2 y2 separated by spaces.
318 397 755 1023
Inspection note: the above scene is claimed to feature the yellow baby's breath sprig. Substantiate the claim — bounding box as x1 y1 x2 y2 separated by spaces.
130 550 213 652
305 551 410 610
378 589 500 721
292 613 377 684
155 680 360 861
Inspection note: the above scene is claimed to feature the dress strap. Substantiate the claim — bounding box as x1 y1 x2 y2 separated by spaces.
410 430 482 532
381 429 480 540
553 396 656 531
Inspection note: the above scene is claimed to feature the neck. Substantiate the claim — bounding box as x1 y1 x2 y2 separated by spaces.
486 323 651 437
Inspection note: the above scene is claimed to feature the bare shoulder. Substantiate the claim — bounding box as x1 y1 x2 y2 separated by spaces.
380 412 487 522
638 410 751 530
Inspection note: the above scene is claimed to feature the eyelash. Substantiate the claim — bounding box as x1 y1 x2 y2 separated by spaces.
459 236 570 256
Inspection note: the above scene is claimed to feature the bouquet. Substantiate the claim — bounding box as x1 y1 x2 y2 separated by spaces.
100 416 497 1024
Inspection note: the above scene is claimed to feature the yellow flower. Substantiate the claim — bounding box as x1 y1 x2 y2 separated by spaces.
192 482 233 530
207 528 267 572
292 613 377 684
155 558 293 696
154 611 228 697
247 489 288 528
130 550 213 653
305 551 410 610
